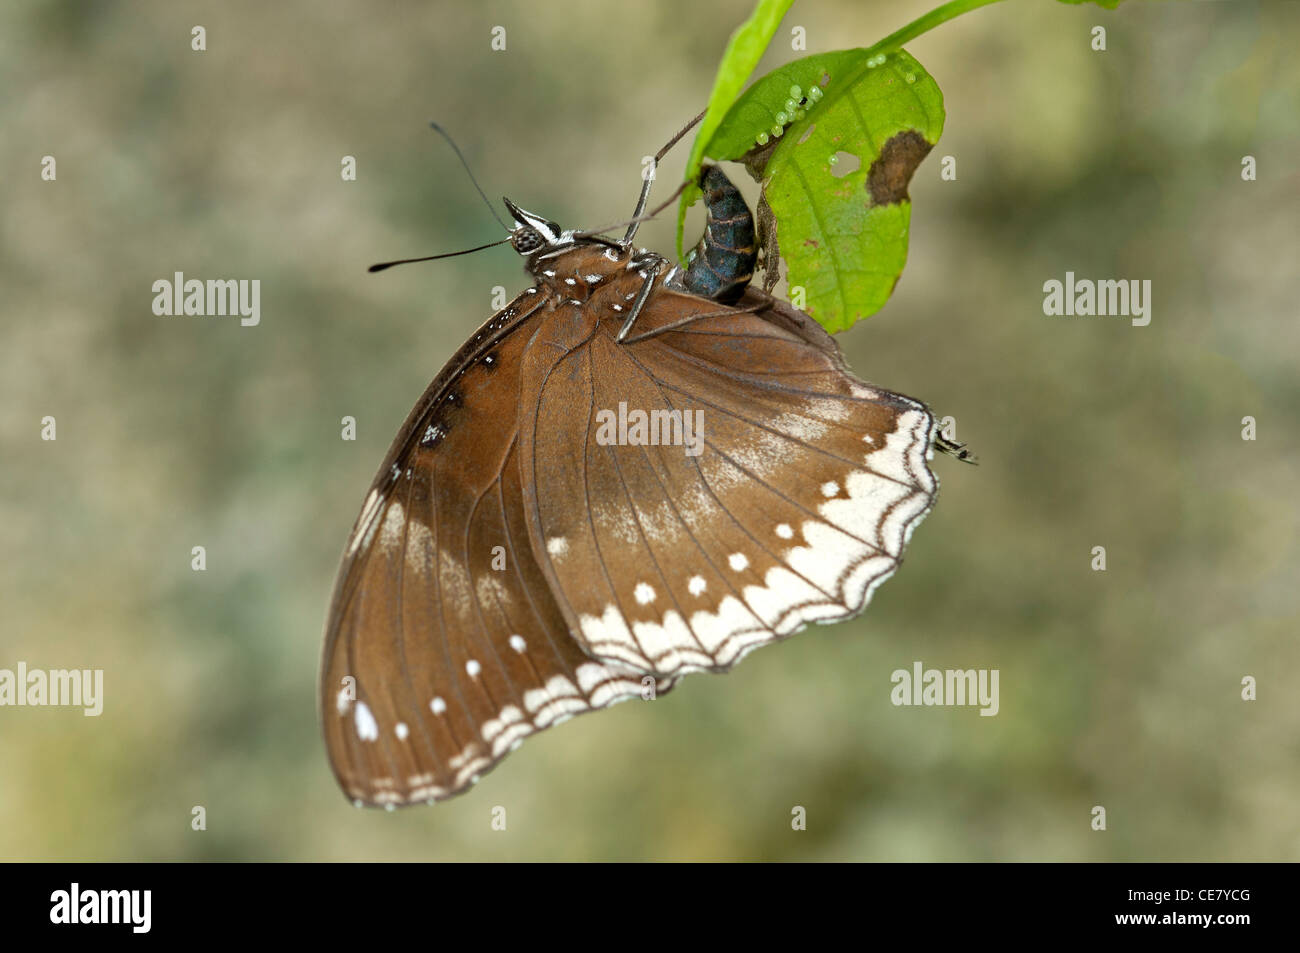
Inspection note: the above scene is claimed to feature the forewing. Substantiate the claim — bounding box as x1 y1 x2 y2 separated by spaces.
320 292 670 808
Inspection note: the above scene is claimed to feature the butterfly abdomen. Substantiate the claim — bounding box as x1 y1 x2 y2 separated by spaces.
680 165 756 305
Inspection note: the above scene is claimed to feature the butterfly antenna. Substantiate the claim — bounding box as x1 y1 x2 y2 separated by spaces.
368 238 512 273
429 121 510 231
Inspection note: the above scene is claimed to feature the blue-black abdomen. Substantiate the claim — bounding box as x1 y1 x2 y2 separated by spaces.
679 165 756 304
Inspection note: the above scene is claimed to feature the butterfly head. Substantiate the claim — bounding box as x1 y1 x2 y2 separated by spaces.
503 197 566 256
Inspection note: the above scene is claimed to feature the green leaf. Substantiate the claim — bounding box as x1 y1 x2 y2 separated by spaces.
1054 0 1125 8
676 0 795 258
713 49 944 333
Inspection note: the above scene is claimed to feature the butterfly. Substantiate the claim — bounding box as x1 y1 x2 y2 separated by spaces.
321 134 950 808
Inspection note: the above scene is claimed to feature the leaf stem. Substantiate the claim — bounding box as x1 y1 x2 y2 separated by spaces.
866 0 1007 56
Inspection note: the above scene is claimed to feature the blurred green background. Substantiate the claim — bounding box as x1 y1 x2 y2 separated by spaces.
2 0 1297 861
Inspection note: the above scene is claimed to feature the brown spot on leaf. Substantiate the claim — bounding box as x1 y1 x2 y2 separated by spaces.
866 129 932 206
804 238 819 248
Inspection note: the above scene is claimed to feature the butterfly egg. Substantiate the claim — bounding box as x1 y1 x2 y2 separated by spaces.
808 85 823 102
756 131 770 146
775 110 789 125
771 124 784 138
795 109 806 120
905 72 916 84
783 98 797 115
789 84 802 101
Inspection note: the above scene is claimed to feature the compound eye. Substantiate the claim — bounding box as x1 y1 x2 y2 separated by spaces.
512 228 544 254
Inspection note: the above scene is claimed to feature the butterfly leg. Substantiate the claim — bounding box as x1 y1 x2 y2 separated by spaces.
624 110 708 244
623 172 656 245
614 251 668 342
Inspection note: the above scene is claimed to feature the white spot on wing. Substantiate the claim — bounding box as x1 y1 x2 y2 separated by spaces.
546 536 569 557
406 520 433 573
634 582 656 604
395 722 409 740
728 552 749 572
776 523 794 539
354 702 379 741
688 575 707 596
490 721 532 757
632 610 702 671
509 634 526 653
348 489 384 556
466 659 481 677
690 595 764 658
481 705 524 743
575 663 609 693
431 696 447 715
378 500 406 551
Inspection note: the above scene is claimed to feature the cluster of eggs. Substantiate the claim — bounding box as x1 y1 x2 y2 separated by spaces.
753 82 824 147
751 53 920 151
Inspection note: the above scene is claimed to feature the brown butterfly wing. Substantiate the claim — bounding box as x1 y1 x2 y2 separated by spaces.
518 286 938 677
320 290 670 808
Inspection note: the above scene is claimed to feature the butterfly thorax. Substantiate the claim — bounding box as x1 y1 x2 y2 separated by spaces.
526 241 666 315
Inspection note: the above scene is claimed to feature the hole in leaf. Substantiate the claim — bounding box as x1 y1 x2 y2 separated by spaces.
829 151 860 178
797 123 816 145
